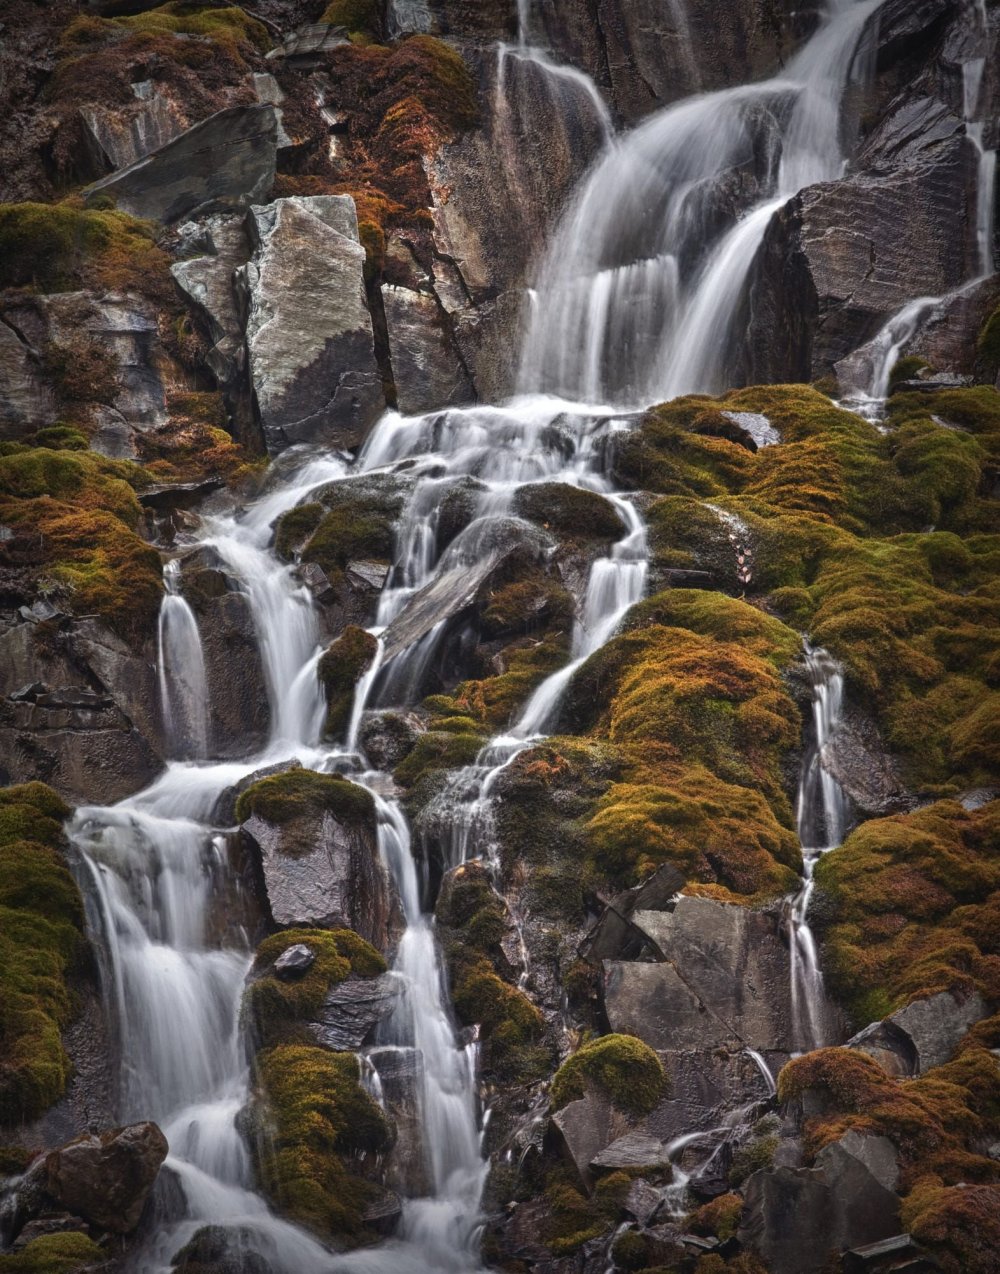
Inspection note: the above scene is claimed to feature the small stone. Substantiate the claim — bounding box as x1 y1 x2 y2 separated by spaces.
273 943 316 979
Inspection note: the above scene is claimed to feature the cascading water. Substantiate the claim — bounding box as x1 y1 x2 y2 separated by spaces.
787 644 852 1051
157 559 209 760
61 5 898 1269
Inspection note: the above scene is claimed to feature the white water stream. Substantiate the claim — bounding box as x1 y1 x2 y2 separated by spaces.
59 1 896 1267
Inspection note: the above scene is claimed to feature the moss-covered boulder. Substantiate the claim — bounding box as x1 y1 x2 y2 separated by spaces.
248 1043 393 1244
237 770 394 949
317 626 379 742
0 1233 106 1274
551 1034 666 1117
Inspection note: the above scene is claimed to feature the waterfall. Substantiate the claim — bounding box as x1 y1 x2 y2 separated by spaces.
157 559 209 759
517 0 884 406
788 644 852 1051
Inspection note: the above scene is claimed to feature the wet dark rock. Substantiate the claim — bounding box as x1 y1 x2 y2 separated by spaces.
358 710 423 771
819 1130 899 1195
139 479 225 512
0 316 55 436
382 284 474 415
171 1224 272 1273
368 1046 428 1197
550 1087 632 1191
81 80 186 174
847 989 988 1077
273 943 315 979
84 105 279 223
241 195 385 454
265 24 350 65
589 1132 671 1173
623 1177 665 1226
739 1156 900 1274
822 707 909 818
241 798 396 950
842 1233 934 1273
308 972 400 1051
580 863 685 963
346 560 391 593
45 1121 168 1234
297 561 338 603
171 214 251 390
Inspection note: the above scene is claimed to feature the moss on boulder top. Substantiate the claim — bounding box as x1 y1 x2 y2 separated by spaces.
550 1033 666 1116
235 768 374 828
0 1232 106 1274
0 783 89 1126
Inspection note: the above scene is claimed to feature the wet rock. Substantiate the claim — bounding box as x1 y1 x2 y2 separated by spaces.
212 760 303 827
171 1224 272 1273
170 215 251 389
358 710 423 770
265 23 350 65
848 989 988 1077
45 1121 169 1233
738 1156 900 1274
819 1129 899 1195
550 1087 632 1191
368 1046 428 1196
601 896 816 1052
241 793 395 949
623 1177 665 1226
580 863 685 963
590 1132 671 1173
842 1234 934 1273
80 80 186 174
84 105 279 223
0 317 55 436
273 943 315 979
822 708 909 818
241 195 384 454
308 972 400 1050
381 284 474 415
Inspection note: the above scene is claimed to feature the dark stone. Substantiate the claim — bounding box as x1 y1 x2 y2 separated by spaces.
358 710 423 771
847 989 987 1077
138 479 225 511
264 23 350 65
241 196 385 454
273 943 316 979
171 214 251 390
84 105 279 224
308 973 400 1050
381 284 474 415
589 1132 671 1173
170 1224 272 1273
45 1121 168 1234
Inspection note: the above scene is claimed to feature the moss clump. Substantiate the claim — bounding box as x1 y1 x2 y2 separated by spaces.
814 800 1000 1024
250 1043 392 1242
274 502 325 561
613 397 756 497
512 483 624 542
888 355 930 390
0 783 89 1126
0 445 161 639
30 425 89 451
394 729 485 789
0 202 171 298
550 1034 666 1116
977 305 1000 378
0 1233 106 1273
245 928 386 1049
901 1178 1000 1274
317 626 379 741
235 768 374 831
687 1192 744 1242
544 1168 631 1253
436 862 550 1085
321 0 379 35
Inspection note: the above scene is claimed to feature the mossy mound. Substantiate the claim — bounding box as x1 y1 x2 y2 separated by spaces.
901 1177 1000 1274
0 443 161 639
814 799 1000 1025
234 768 374 830
544 1168 632 1254
511 482 624 542
317 626 379 741
0 201 171 297
0 1233 106 1273
320 0 379 36
687 1192 744 1243
244 928 386 1049
0 783 89 1126
249 1043 392 1243
276 478 406 588
436 862 550 1085
777 1046 1000 1194
550 1033 666 1116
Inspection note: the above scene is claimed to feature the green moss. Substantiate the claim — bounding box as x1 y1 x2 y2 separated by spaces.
234 768 374 830
321 0 378 34
111 2 269 49
512 483 624 541
687 1192 744 1242
977 305 1000 378
394 730 485 789
888 355 930 390
0 784 87 1126
317 626 378 741
902 1178 1000 1274
0 1233 106 1273
614 398 755 497
728 1133 778 1185
31 426 89 451
245 928 386 1049
274 503 324 561
250 1043 392 1242
814 800 1000 1022
544 1168 631 1252
550 1033 666 1116
611 1230 652 1270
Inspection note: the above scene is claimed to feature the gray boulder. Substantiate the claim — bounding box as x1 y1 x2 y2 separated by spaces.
550 1087 632 1191
84 104 278 223
382 284 474 415
241 195 385 454
80 80 186 174
45 1122 169 1234
171 215 251 389
848 989 987 1077
0 317 55 436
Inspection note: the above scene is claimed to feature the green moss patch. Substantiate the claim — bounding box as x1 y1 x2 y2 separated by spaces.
0 1233 106 1273
234 768 374 829
0 784 89 1126
244 928 386 1049
249 1043 392 1243
512 483 624 542
317 626 379 741
550 1033 666 1116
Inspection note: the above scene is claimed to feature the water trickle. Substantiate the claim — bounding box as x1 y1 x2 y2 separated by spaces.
157 559 209 760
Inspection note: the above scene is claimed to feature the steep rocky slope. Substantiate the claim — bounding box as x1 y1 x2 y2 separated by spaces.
0 1 998 1273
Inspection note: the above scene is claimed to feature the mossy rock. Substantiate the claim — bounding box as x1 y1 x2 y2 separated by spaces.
244 927 386 1049
543 1167 632 1254
0 1233 106 1273
550 1033 666 1116
0 784 88 1126
512 482 624 542
317 626 379 741
321 0 379 35
249 1043 393 1242
234 768 374 829
901 1178 1000 1274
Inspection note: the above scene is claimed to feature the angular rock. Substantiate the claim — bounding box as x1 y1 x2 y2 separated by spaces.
358 710 422 771
550 1087 632 1191
848 989 987 1077
368 1046 428 1196
0 317 55 436
241 195 385 454
241 798 396 950
273 943 315 979
45 1122 168 1233
382 285 474 415
819 1129 899 1195
84 105 278 223
170 215 251 389
590 1132 671 1173
623 1178 665 1226
80 81 186 173
265 23 350 64
581 863 685 963
308 972 400 1050
170 1224 271 1274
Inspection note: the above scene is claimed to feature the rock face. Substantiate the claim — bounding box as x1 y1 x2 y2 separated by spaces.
44 1121 169 1233
241 799 396 949
382 284 474 415
600 896 811 1052
84 104 279 224
171 215 251 390
848 990 988 1077
308 972 400 1051
241 195 385 454
80 80 186 174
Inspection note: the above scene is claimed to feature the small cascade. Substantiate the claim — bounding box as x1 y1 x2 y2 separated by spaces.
788 644 852 1051
157 559 209 759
